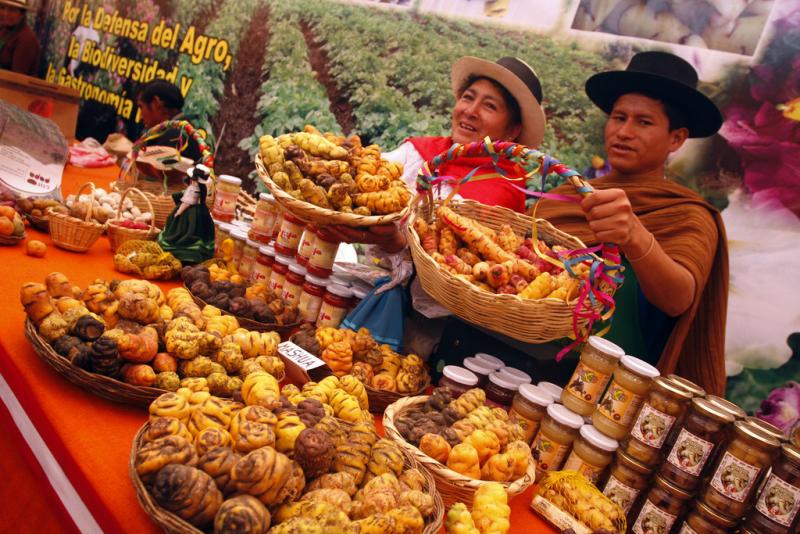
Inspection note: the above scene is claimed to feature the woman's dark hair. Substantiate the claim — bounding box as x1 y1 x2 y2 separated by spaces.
137 79 184 110
457 75 522 127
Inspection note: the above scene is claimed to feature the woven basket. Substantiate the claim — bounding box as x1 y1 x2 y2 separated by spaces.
187 288 301 337
365 377 430 414
106 188 160 252
0 232 25 245
48 182 105 252
384 395 536 507
255 154 410 227
407 198 610 343
25 213 49 232
24 319 163 407
129 422 445 533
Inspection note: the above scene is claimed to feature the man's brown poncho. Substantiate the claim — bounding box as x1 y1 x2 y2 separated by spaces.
536 176 729 395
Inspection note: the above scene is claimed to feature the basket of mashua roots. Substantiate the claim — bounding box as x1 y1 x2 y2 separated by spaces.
255 125 412 227
407 140 621 344
21 272 285 406
383 387 535 507
290 324 430 413
130 387 446 533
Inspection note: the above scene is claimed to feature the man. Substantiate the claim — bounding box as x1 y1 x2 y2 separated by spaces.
537 51 728 395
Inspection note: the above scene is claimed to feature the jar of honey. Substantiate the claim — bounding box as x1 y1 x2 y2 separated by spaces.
562 424 619 484
531 403 584 477
593 355 660 440
561 336 624 416
509 384 552 444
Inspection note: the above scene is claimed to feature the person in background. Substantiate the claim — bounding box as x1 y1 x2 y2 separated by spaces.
136 79 203 162
0 0 39 76
537 51 728 395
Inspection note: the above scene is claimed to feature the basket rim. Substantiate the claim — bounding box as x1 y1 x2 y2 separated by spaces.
185 285 302 335
130 421 445 533
254 154 410 228
108 187 158 234
383 394 536 494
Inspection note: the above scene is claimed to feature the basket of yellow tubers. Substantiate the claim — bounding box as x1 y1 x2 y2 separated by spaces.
406 139 622 345
254 126 413 227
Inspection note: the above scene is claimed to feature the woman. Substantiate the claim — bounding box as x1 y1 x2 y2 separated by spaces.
328 56 546 250
136 79 203 163
0 0 39 76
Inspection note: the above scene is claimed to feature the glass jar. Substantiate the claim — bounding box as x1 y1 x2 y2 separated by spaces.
562 336 624 416
485 371 520 410
706 395 747 421
496 366 531 387
700 420 781 520
474 352 505 371
270 208 284 239
214 221 233 258
660 397 735 492
250 193 278 243
269 254 292 293
562 424 619 484
350 285 368 310
230 229 249 270
602 450 654 515
316 283 353 328
623 376 694 466
438 366 478 398
667 374 706 398
679 500 739 534
296 226 316 267
274 213 304 257
538 382 564 403
211 175 241 222
510 384 552 444
307 228 340 278
238 239 260 280
744 444 800 533
281 263 307 304
298 274 330 323
531 403 584 477
593 355 660 440
630 474 693 534
250 244 275 284
463 357 495 389
745 417 788 443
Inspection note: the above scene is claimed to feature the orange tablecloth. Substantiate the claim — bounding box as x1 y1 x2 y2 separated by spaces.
0 164 555 532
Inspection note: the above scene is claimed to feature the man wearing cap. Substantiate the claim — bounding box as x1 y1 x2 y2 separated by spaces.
0 0 39 76
538 51 729 395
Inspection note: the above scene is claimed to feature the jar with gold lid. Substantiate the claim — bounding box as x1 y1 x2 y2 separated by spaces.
562 424 619 484
531 403 584 477
630 474 693 534
509 384 552 444
678 500 739 534
700 420 781 520
593 355 661 440
622 376 694 466
660 397 735 492
744 444 800 533
667 374 706 398
706 395 746 421
561 335 623 416
745 416 788 443
602 449 654 516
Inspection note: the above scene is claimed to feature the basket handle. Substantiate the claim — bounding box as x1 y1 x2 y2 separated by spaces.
116 187 156 233
74 182 97 223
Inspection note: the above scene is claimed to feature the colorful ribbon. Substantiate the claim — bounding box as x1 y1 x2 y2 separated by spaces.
417 138 624 358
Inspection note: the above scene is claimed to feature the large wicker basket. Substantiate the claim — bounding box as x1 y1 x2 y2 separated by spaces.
255 154 410 227
24 319 163 407
365 377 430 414
106 187 160 252
384 395 536 507
48 182 105 252
407 198 603 343
129 421 445 533
188 289 301 337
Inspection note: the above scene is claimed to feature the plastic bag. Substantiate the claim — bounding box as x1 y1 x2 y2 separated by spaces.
68 138 116 168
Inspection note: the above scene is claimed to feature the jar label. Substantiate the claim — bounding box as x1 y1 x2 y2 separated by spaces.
632 499 677 534
562 451 603 484
631 403 676 449
666 428 714 477
710 451 761 503
755 472 800 527
277 221 303 250
565 362 611 405
252 209 277 237
677 522 699 534
316 300 348 328
531 433 570 472
597 381 645 428
268 273 285 293
603 474 639 514
310 241 339 270
509 408 540 444
281 282 303 303
298 291 324 323
212 190 237 219
298 232 315 260
250 263 271 284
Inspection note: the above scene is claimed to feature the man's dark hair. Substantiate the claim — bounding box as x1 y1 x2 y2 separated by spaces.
137 79 184 110
457 75 522 127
